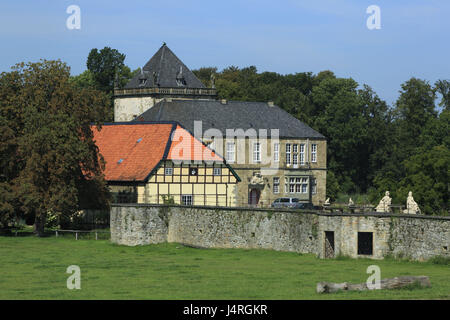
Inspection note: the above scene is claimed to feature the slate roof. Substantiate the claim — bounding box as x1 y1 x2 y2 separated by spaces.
134 100 325 139
91 122 230 182
124 44 206 89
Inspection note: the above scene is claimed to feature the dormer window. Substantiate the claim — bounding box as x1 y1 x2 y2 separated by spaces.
176 66 186 87
139 78 147 86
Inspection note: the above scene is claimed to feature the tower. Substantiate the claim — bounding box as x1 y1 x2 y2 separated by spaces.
114 43 217 122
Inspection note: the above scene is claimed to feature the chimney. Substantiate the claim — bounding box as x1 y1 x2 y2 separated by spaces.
221 99 227 105
268 101 274 107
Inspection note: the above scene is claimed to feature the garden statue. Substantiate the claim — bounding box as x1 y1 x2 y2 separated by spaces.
375 191 392 213
348 198 354 206
324 198 330 206
210 73 216 88
403 191 421 214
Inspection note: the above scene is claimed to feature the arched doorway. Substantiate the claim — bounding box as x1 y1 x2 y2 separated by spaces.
248 188 261 206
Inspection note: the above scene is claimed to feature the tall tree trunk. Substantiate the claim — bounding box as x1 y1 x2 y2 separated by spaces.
34 214 46 237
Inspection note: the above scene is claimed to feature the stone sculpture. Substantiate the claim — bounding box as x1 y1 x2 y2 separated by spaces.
348 198 354 206
375 191 392 213
324 198 330 205
403 191 421 214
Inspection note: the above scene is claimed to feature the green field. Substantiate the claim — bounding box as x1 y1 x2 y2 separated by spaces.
0 236 449 299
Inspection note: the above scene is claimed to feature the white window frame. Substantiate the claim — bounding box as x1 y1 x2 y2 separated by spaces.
301 178 308 194
311 144 317 163
226 142 235 163
312 178 317 194
273 177 280 194
286 143 291 165
213 167 222 176
253 142 261 163
293 144 298 167
299 144 305 165
273 142 279 162
286 176 309 194
181 195 193 206
164 167 173 175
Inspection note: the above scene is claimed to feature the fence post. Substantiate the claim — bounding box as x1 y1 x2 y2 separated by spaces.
56 230 58 237
95 232 98 240
76 232 78 240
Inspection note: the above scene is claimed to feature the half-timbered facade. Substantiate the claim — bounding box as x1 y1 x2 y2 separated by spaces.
91 122 240 206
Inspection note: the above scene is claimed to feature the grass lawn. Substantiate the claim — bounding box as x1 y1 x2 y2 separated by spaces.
0 235 449 300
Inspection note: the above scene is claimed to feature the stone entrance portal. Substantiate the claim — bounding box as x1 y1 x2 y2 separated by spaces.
324 231 335 258
248 189 261 206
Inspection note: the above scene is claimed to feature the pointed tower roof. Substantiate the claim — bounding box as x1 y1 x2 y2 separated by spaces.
124 44 206 89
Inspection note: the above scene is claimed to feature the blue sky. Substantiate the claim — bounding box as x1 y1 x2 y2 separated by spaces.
0 0 448 105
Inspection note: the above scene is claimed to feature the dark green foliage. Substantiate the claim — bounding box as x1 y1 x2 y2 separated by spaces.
87 47 129 93
0 60 111 235
84 47 137 121
192 66 448 214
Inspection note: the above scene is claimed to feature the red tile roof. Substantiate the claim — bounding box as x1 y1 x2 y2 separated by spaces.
91 123 226 182
168 125 223 162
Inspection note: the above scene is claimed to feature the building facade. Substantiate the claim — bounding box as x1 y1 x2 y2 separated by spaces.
114 44 327 207
91 122 240 207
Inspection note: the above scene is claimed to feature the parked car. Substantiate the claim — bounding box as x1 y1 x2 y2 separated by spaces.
271 198 319 210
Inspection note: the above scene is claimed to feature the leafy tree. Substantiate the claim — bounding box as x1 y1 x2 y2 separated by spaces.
69 69 96 89
0 60 110 235
394 78 437 157
435 79 450 110
311 77 368 193
191 66 448 213
397 145 449 215
192 67 217 87
87 47 128 93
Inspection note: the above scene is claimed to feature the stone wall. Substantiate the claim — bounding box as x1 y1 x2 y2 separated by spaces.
110 204 450 260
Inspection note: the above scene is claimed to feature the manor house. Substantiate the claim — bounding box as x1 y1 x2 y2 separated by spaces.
113 44 327 207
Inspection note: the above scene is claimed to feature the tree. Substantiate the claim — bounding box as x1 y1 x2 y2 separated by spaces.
435 79 450 110
69 69 96 89
86 47 128 93
397 145 449 215
394 78 437 157
311 77 369 193
0 60 111 235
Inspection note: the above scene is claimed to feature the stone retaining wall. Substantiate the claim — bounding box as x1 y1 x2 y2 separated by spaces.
110 204 450 260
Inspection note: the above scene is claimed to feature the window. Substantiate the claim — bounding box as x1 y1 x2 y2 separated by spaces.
311 144 317 163
213 168 222 176
311 178 317 194
286 143 291 165
273 177 280 194
289 178 295 193
226 142 235 163
299 144 305 165
301 181 308 194
292 144 298 167
164 168 173 175
181 195 193 206
273 143 279 162
286 176 308 194
253 142 261 163
189 168 198 176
